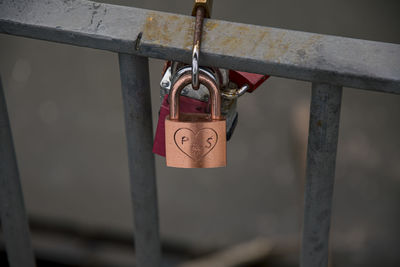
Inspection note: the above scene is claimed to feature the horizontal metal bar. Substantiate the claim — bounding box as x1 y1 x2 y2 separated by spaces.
301 83 342 267
1 0 399 94
0 76 36 267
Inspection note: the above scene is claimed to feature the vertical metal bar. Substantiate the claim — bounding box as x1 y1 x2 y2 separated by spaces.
0 77 36 267
118 54 161 267
300 82 342 267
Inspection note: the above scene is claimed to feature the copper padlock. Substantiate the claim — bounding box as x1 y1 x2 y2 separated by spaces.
165 73 226 168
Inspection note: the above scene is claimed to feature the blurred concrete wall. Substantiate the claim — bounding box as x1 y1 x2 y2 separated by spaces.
1 0 400 265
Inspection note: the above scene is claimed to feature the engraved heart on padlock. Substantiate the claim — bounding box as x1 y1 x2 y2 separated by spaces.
174 128 218 160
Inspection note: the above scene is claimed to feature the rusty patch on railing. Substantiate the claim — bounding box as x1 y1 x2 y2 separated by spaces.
142 11 323 63
142 11 194 50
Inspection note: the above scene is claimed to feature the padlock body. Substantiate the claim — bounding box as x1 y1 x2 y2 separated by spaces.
153 94 210 157
165 113 226 168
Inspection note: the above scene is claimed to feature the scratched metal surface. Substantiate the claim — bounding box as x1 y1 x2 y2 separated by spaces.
1 0 400 266
1 0 400 93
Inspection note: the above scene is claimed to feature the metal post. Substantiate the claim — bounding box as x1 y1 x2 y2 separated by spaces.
118 54 161 267
0 77 36 267
300 82 342 267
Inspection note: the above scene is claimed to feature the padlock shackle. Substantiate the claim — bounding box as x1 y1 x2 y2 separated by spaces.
169 73 222 121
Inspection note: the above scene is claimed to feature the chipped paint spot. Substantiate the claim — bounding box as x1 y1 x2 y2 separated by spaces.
297 49 306 58
298 34 324 59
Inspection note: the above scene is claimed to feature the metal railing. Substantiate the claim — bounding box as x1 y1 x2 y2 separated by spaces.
0 0 399 266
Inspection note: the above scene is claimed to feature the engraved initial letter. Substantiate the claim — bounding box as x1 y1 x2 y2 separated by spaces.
205 137 213 148
181 136 189 145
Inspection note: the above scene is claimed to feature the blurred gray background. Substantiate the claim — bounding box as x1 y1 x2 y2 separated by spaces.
1 0 400 266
